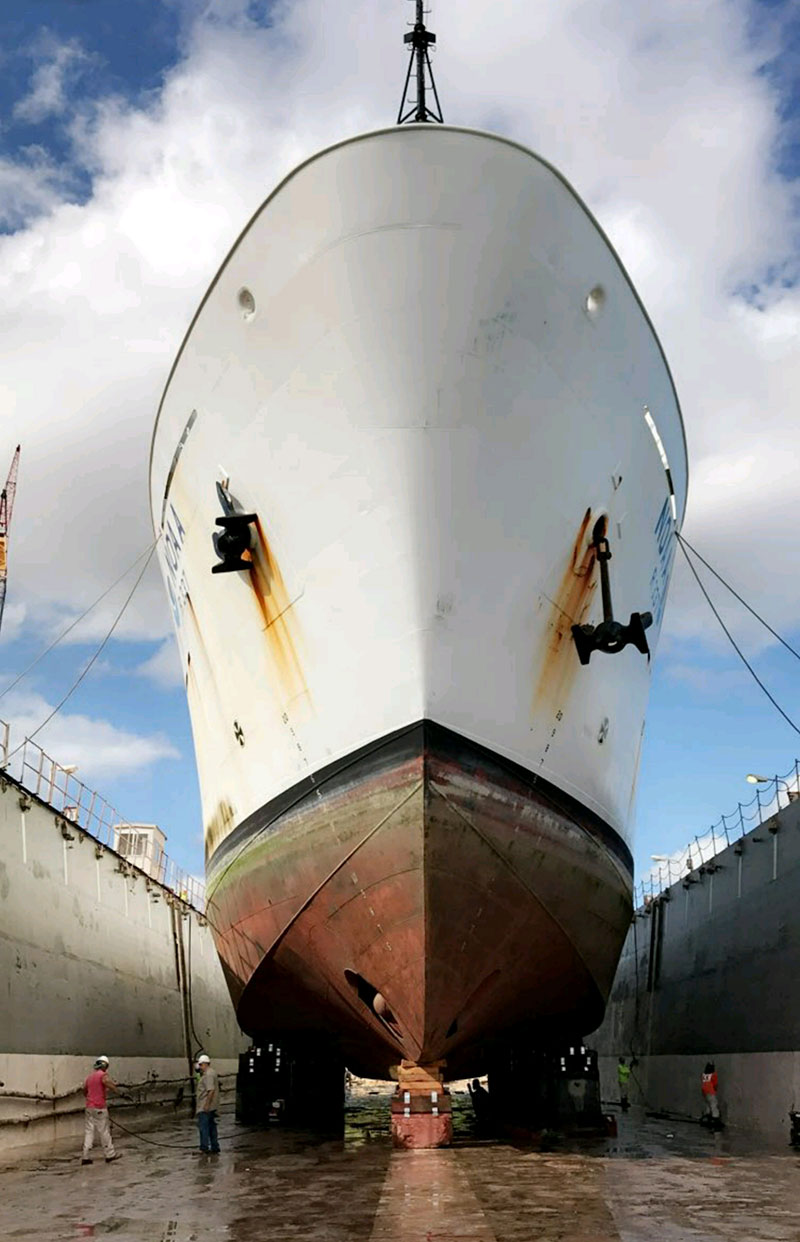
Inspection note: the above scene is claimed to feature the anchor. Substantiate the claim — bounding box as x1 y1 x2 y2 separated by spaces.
211 480 257 574
571 518 652 665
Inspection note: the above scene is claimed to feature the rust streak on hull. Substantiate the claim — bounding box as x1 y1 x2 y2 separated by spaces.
246 518 307 703
533 507 605 710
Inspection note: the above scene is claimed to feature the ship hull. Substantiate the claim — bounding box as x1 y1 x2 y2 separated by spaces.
207 721 631 1077
150 125 686 1075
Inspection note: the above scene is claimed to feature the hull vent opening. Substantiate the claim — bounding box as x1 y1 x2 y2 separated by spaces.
237 287 256 320
584 285 606 318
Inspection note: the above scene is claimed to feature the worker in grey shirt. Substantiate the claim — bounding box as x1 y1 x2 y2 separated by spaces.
195 1054 220 1153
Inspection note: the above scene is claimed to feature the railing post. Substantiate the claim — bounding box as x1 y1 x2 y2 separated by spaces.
756 786 763 824
738 802 745 837
34 745 45 798
47 759 58 807
86 790 97 834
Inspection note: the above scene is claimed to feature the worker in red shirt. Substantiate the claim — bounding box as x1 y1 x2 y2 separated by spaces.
700 1061 721 1129
81 1056 121 1164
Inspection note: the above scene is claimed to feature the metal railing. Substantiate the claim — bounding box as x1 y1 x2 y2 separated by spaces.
0 721 205 911
636 760 800 909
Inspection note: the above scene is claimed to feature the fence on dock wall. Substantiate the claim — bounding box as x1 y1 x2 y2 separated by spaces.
636 761 800 909
0 720 205 911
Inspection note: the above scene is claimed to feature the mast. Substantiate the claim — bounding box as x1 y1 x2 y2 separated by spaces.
397 0 444 125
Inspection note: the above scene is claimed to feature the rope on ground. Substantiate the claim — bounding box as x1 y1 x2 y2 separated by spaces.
108 1113 270 1152
109 1115 200 1150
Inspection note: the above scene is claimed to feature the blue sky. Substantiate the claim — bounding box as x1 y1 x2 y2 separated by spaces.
0 0 799 886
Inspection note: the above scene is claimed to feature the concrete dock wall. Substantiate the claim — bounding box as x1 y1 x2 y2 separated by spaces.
0 774 244 1150
590 797 800 1139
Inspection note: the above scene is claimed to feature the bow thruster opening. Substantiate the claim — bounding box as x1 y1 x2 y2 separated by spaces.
344 969 401 1036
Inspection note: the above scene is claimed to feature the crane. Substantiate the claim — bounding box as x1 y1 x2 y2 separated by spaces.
0 445 21 638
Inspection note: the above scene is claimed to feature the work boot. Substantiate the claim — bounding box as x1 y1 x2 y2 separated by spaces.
105 1153 121 1163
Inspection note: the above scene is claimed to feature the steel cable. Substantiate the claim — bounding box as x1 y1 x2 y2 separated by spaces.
677 538 800 738
0 538 160 703
3 540 161 764
677 533 800 663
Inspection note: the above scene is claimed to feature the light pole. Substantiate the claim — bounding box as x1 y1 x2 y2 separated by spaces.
60 764 79 820
746 774 789 879
651 854 672 886
746 773 792 805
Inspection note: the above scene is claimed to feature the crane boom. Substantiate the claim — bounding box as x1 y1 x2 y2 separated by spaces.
0 445 21 638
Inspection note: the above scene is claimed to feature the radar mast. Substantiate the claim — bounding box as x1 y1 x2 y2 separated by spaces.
397 0 443 124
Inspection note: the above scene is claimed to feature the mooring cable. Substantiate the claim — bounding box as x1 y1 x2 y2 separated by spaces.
678 533 800 663
0 537 160 703
677 537 800 738
3 540 161 764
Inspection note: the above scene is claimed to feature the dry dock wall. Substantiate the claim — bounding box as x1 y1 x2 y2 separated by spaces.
0 775 244 1151
590 797 800 1139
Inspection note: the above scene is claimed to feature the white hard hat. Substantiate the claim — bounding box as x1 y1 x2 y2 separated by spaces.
197 1054 210 1064
95 1055 109 1066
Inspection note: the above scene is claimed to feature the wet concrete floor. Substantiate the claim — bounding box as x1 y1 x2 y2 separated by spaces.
1 1093 799 1241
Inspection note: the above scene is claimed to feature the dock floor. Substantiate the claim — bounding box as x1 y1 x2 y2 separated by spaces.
1 1093 798 1240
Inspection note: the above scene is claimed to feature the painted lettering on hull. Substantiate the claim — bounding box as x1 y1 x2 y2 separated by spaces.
162 502 189 630
650 497 675 627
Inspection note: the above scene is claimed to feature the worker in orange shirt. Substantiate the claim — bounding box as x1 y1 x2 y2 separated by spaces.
700 1061 721 1129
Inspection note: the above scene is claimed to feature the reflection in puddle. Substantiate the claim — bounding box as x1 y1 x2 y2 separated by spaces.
368 1149 496 1242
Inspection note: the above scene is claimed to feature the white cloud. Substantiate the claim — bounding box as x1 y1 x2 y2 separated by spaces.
135 637 183 689
14 34 95 125
0 601 27 646
666 661 749 696
0 0 797 670
0 688 180 782
0 148 69 229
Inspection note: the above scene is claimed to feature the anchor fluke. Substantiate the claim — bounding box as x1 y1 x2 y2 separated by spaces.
571 522 653 665
211 481 257 574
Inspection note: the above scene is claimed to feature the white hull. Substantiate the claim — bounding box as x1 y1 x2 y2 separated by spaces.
150 124 686 874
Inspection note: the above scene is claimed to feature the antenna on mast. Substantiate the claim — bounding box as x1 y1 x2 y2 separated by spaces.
397 0 444 125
